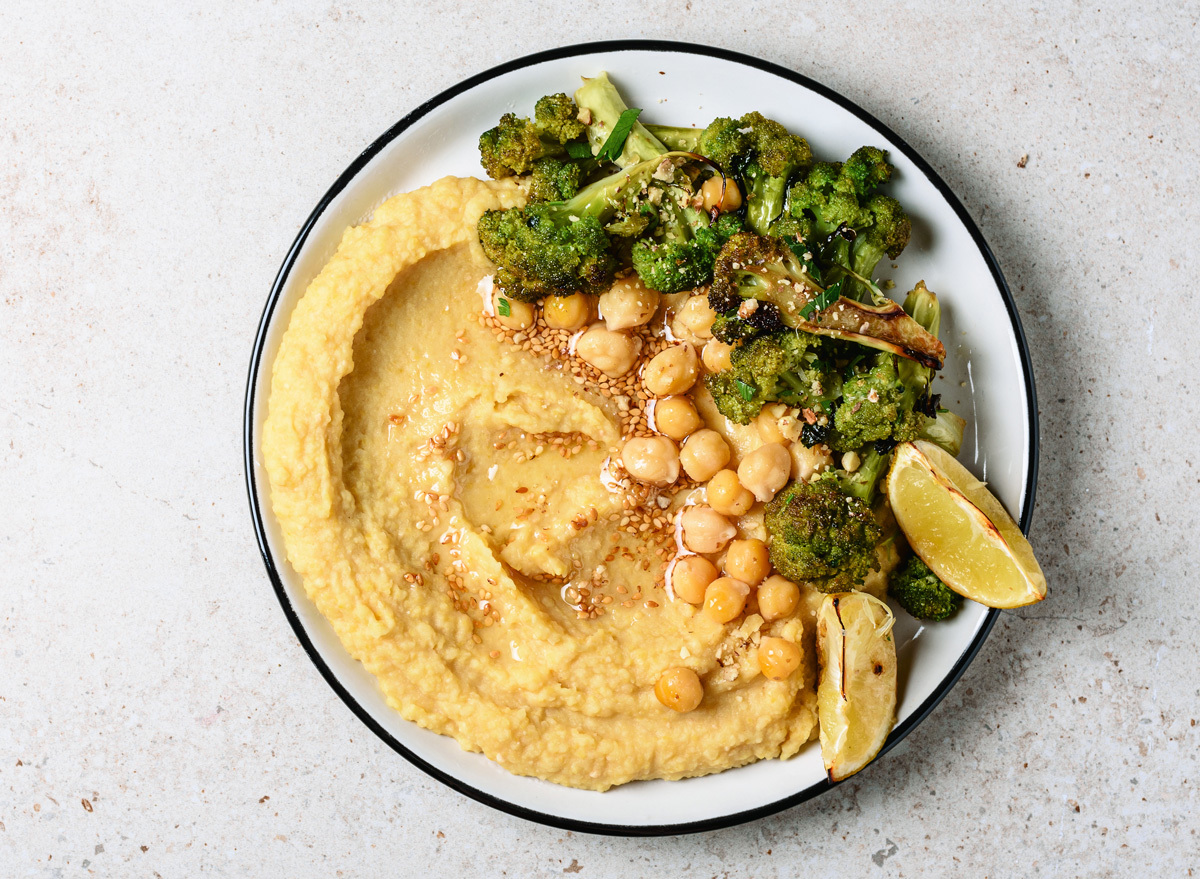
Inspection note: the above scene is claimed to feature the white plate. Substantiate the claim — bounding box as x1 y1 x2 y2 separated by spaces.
244 41 1038 836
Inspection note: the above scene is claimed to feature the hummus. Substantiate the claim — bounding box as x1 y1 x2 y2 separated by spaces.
263 176 819 790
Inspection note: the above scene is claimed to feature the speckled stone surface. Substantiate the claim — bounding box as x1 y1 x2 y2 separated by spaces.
3 1 1197 875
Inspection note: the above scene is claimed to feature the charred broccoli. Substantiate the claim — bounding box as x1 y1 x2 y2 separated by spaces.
888 555 962 621
478 94 588 179
704 329 841 424
734 113 814 236
709 301 785 345
631 210 743 294
832 351 930 451
764 478 882 593
654 114 812 236
708 232 945 370
533 93 586 143
650 113 814 235
527 157 583 203
786 147 911 301
478 152 715 301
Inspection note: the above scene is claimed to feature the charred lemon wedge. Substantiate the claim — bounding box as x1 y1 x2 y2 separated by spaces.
886 440 1047 609
816 592 897 782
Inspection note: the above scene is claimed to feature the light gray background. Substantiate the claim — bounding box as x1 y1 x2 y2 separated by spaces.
3 1 1197 876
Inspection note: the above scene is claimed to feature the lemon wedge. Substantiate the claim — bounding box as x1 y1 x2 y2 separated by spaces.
886 440 1047 609
816 592 897 782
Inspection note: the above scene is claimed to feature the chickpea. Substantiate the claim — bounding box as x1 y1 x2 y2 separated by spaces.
679 429 731 482
758 636 802 680
643 344 699 396
493 290 535 330
699 175 743 212
671 295 717 342
707 469 755 517
703 576 751 623
600 277 659 330
724 538 771 585
543 292 592 330
792 441 834 482
681 505 736 554
670 555 718 605
701 339 734 373
575 323 641 377
757 574 801 621
738 442 792 502
755 404 788 444
652 396 701 441
621 436 679 487
655 667 703 712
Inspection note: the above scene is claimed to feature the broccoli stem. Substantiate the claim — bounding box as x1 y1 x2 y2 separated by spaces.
903 283 941 337
544 151 684 223
644 124 704 153
835 447 891 502
742 168 789 236
574 72 667 168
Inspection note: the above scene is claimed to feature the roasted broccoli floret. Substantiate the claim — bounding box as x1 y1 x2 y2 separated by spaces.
696 116 751 170
631 210 743 294
888 555 962 621
478 94 588 179
786 147 911 301
823 281 964 452
478 152 707 301
707 231 814 314
677 113 812 236
737 112 813 236
527 157 583 203
533 93 587 143
833 352 929 451
833 446 892 503
765 478 882 593
708 232 946 370
703 330 840 424
709 301 785 345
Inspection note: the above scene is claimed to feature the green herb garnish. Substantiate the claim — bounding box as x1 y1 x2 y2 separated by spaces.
734 378 756 401
497 296 511 317
787 239 824 286
799 279 842 320
596 108 642 163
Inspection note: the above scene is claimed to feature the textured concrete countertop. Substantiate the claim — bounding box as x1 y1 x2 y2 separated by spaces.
3 1 1196 875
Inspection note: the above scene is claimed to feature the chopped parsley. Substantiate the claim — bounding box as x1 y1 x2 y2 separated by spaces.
799 279 842 320
596 108 642 163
